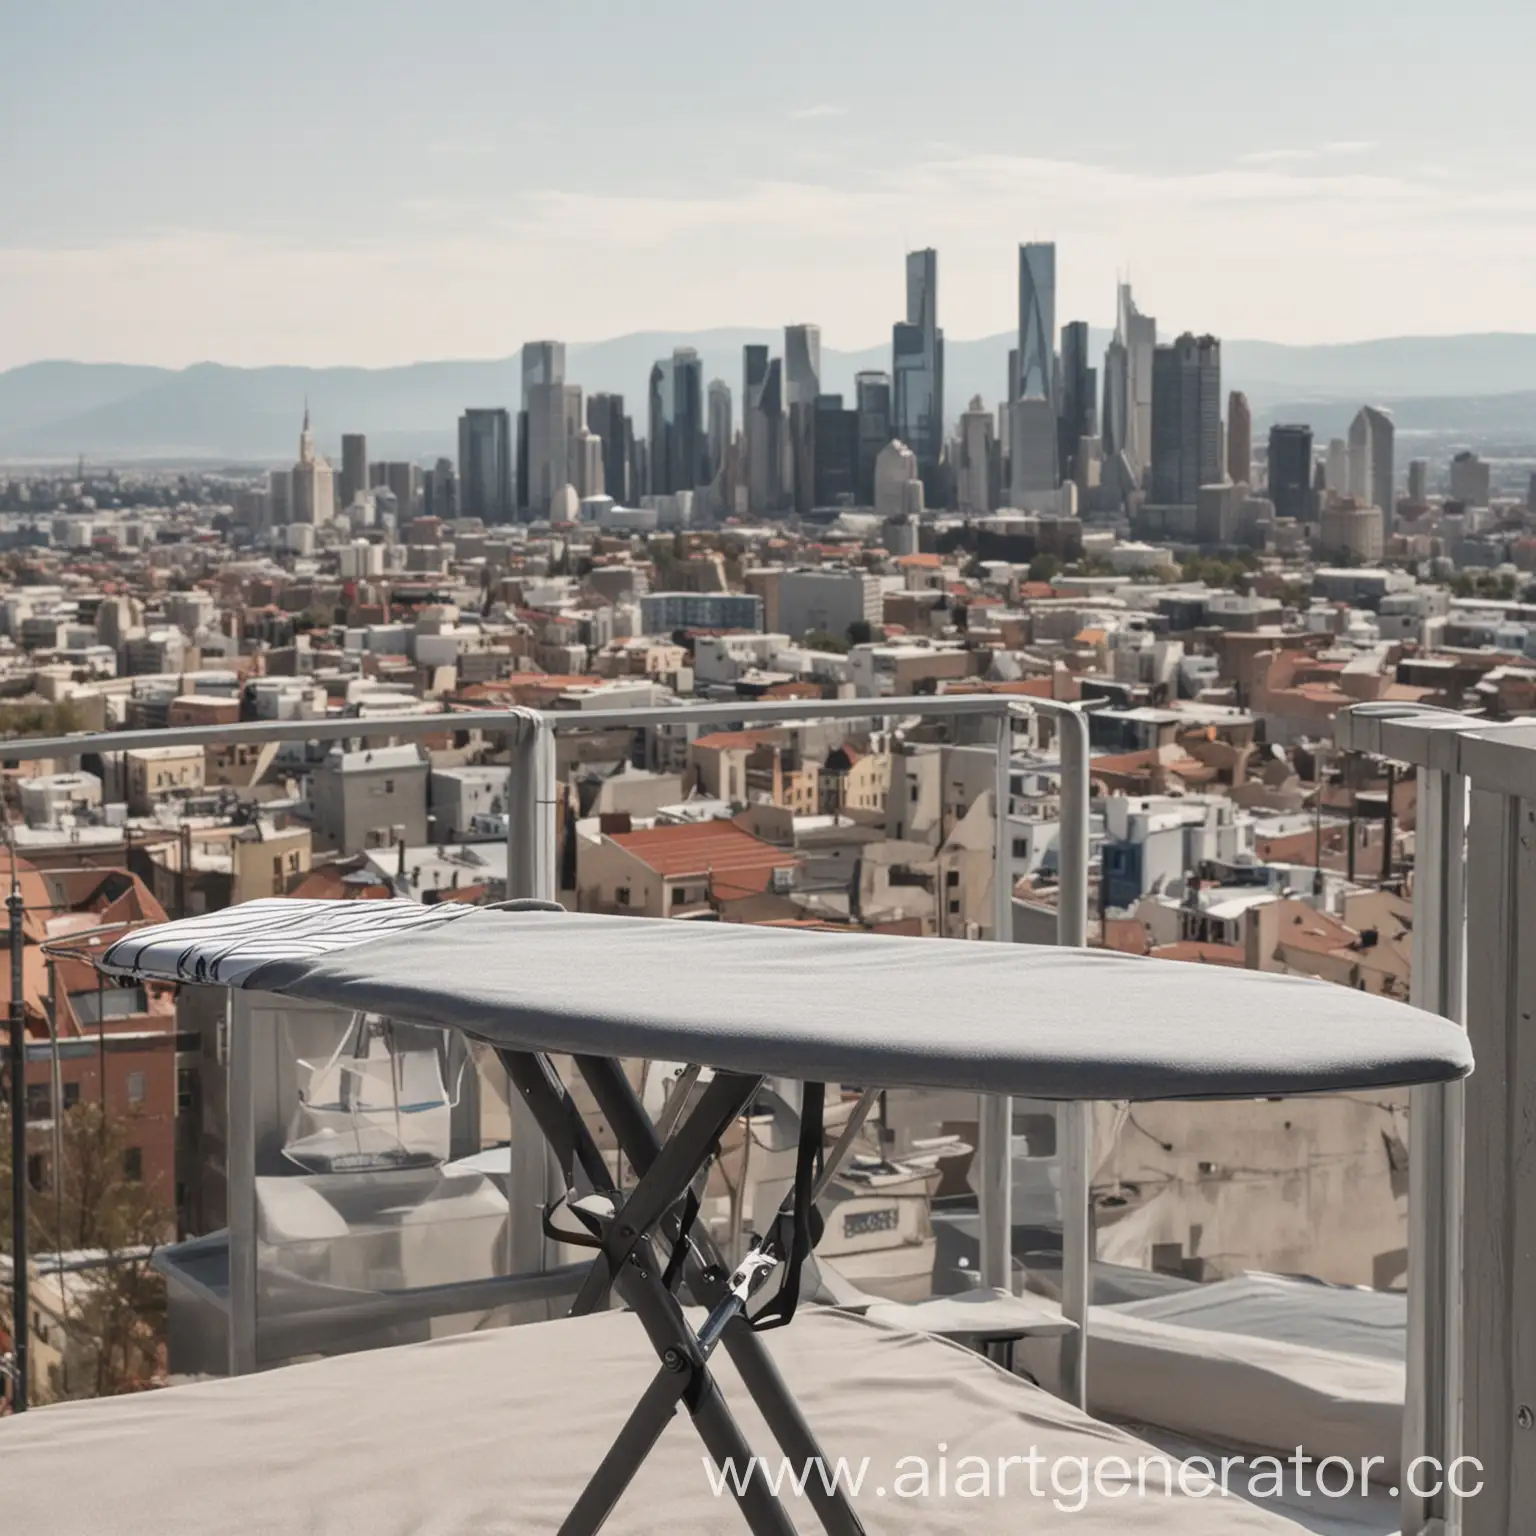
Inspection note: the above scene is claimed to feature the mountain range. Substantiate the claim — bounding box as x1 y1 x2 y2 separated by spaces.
6 330 1536 466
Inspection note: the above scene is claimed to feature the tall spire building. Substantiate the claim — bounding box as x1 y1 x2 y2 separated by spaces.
289 404 335 525
1016 243 1056 404
743 343 785 515
1103 282 1156 484
892 249 944 486
1013 243 1058 489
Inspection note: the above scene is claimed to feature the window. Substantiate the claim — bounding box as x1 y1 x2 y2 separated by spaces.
70 985 148 1025
1012 838 1029 859
948 899 961 915
126 1070 146 1105
123 1146 143 1181
177 1067 195 1113
384 778 395 794
615 887 631 907
25 1082 50 1121
946 870 959 888
1013 1112 1058 1158
63 1082 80 1110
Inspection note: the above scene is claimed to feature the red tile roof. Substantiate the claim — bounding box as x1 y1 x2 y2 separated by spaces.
1149 941 1246 967
610 821 796 901
692 728 788 752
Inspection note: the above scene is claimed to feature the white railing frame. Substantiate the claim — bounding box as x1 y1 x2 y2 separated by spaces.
1336 702 1536 1536
6 695 1088 1402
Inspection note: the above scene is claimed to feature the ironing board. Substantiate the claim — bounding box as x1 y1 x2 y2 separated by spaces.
91 899 1472 1536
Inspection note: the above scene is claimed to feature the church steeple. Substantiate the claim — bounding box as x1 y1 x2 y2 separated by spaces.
299 399 315 465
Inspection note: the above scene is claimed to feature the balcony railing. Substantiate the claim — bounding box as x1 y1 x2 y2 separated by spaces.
1335 702 1536 1536
12 693 1528 1536
6 694 1091 1394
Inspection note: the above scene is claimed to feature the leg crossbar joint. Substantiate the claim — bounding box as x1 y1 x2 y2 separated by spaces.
498 1048 867 1536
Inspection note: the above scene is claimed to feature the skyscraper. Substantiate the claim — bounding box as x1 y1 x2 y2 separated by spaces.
1150 334 1222 507
1267 424 1314 522
958 396 996 514
572 428 604 500
457 408 514 523
784 323 822 408
812 395 859 506
586 394 630 505
1407 459 1429 504
785 324 822 515
1016 243 1056 405
1103 283 1156 484
1009 398 1058 504
648 347 706 497
892 249 944 481
1227 392 1252 485
707 380 732 483
1326 438 1349 494
1348 406 1395 514
289 405 335 525
743 345 785 515
1057 321 1096 484
382 461 420 519
424 458 456 520
340 433 368 509
1101 338 1129 473
519 340 569 516
854 371 892 505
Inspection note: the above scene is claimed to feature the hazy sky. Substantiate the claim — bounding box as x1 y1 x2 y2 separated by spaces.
5 0 1533 368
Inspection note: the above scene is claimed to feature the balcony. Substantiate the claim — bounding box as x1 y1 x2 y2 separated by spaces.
0 693 1521 1535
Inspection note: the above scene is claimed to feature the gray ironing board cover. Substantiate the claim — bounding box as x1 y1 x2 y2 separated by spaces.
97 899 1471 1101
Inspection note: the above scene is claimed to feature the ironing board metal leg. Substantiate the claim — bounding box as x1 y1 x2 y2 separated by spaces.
496 1048 817 1536
576 1055 869 1536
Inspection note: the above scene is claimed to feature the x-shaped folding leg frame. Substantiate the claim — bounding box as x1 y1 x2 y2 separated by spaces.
496 1048 868 1536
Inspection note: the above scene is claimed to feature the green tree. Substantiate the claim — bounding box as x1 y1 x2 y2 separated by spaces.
846 619 874 647
1 1102 169 1403
1028 553 1061 583
0 700 85 740
803 630 850 654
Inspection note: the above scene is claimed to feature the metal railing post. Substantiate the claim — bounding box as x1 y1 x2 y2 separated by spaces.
1404 764 1468 1536
1045 703 1092 1411
504 711 560 1290
978 712 1014 1293
984 702 1090 1405
1336 702 1479 1536
1458 723 1536 1536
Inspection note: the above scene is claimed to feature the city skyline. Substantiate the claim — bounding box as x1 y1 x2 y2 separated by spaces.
7 2 1536 369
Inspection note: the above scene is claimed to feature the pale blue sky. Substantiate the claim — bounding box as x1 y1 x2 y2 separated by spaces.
4 0 1532 367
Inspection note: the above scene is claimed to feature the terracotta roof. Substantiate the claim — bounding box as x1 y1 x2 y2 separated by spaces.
692 728 788 752
1272 902 1358 954
896 553 942 568
610 821 796 901
1149 941 1246 967
1102 918 1150 956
